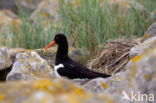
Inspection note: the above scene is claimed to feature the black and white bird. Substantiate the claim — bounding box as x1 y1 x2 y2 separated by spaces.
44 34 111 79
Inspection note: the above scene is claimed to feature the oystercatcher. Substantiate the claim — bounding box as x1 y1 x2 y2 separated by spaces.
44 34 111 79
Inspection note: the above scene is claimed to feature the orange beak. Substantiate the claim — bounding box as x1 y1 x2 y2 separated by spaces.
44 41 56 50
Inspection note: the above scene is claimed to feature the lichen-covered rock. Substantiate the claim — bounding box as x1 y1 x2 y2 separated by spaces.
0 0 17 14
8 47 80 68
0 47 12 70
16 0 42 14
130 36 156 58
0 10 19 27
150 10 156 20
30 0 59 22
143 22 156 41
83 38 156 103
0 78 110 103
100 0 147 13
6 52 53 81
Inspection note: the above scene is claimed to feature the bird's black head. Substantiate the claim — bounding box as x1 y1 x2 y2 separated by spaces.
54 34 67 45
44 33 68 50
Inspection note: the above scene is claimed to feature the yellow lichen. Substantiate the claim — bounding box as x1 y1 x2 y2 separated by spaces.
23 50 34 53
101 94 113 103
113 76 121 81
32 79 53 90
72 88 89 99
66 94 81 103
42 12 50 18
131 54 144 63
101 82 109 89
145 33 151 39
0 94 5 101
129 64 137 79
143 74 149 79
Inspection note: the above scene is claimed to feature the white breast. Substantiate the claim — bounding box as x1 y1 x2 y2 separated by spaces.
54 64 64 78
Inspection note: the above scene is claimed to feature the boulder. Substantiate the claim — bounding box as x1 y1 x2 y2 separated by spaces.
83 37 156 102
16 0 43 14
0 78 110 103
0 47 12 81
0 10 20 27
29 0 81 23
0 46 79 81
6 52 53 81
0 0 17 14
150 10 156 20
0 0 42 15
143 22 156 41
30 0 59 23
8 47 80 67
100 0 147 13
0 47 12 70
130 36 156 58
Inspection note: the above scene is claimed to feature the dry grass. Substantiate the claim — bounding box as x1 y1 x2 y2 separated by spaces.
88 39 140 75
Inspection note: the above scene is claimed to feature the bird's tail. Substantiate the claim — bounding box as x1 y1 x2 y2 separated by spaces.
87 70 111 79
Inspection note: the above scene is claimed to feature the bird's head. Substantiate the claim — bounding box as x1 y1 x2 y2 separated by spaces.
44 34 67 50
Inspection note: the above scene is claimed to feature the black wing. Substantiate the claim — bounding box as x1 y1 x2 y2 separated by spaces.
57 60 111 79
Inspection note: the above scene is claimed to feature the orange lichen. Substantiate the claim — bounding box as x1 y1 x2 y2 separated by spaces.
101 82 109 89
131 54 144 63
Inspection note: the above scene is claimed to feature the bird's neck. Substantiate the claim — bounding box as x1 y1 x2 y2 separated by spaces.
56 43 69 60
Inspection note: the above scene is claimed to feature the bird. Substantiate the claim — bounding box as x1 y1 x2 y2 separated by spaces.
44 34 111 79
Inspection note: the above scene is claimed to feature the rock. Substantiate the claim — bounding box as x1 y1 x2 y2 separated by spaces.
0 78 109 103
9 48 27 63
150 10 156 20
0 0 18 14
130 36 156 58
30 0 59 22
30 0 81 23
8 47 80 67
0 0 42 15
83 37 156 103
0 47 12 70
100 0 147 13
6 52 53 81
16 0 43 15
0 10 20 27
143 22 156 41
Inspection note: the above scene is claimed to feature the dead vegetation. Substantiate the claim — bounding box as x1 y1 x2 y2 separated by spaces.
88 39 139 75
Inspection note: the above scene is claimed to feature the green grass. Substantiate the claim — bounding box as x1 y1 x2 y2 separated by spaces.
0 0 155 63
